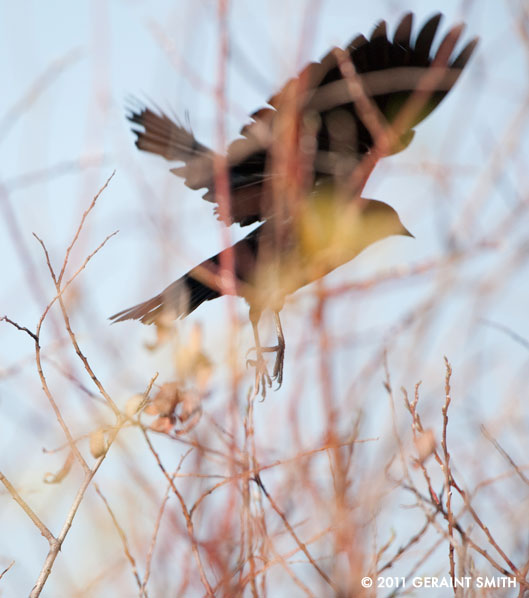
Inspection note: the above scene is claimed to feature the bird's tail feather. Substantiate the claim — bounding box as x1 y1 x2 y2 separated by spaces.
109 273 220 325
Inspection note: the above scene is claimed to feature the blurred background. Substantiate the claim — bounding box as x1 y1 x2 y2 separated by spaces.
1 0 528 596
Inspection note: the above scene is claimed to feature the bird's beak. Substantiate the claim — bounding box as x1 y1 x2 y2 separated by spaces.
402 226 415 239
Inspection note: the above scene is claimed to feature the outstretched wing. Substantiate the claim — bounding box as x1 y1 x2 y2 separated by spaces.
127 13 477 226
127 104 268 226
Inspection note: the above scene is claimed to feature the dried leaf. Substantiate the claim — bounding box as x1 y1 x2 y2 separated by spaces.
179 390 201 423
44 450 74 484
125 393 145 417
145 315 175 350
89 429 107 458
144 382 182 416
413 428 436 464
149 415 176 434
174 323 213 387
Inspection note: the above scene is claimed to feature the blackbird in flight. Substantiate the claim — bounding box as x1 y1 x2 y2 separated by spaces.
111 13 477 395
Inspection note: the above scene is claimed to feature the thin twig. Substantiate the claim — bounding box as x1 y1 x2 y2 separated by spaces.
94 484 144 593
440 357 456 583
29 455 106 598
0 472 53 542
0 316 38 342
254 475 338 591
141 429 214 597
0 561 14 581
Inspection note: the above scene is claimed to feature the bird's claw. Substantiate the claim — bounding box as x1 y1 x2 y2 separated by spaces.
246 354 272 399
271 343 285 389
246 342 285 396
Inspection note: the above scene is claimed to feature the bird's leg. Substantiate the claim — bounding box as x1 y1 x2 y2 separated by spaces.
248 311 285 389
246 312 272 398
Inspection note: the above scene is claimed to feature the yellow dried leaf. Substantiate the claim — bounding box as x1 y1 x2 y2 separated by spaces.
89 429 107 458
125 393 144 417
44 451 74 484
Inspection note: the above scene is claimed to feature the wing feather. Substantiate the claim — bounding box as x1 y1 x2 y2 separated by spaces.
127 13 477 226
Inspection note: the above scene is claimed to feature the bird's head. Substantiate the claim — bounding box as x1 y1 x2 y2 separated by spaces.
297 193 412 264
360 198 414 242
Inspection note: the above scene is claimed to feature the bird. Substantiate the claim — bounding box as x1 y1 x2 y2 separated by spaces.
111 12 478 396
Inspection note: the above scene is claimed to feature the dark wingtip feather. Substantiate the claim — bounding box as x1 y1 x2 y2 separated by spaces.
124 95 147 120
452 37 479 70
394 12 413 46
124 103 210 163
371 20 388 41
432 22 465 66
347 33 368 52
415 13 443 60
